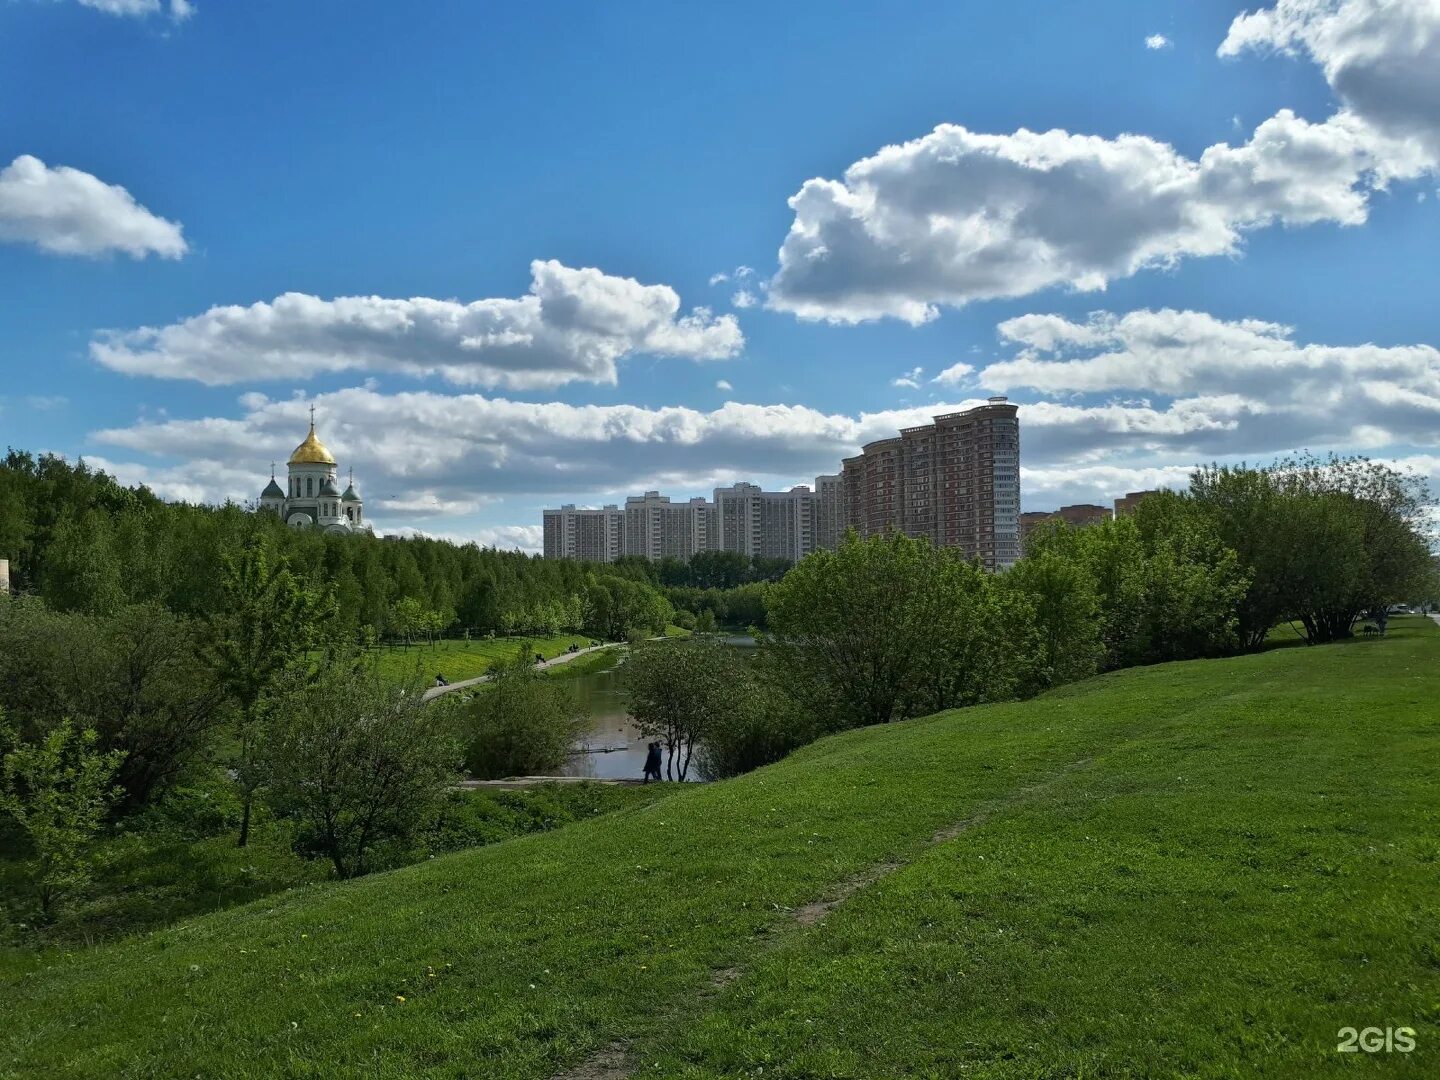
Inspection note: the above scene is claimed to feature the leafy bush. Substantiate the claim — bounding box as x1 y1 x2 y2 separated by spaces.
263 660 461 878
463 652 582 780
0 716 125 923
695 671 820 780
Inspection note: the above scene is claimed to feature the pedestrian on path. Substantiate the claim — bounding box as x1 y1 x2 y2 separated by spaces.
643 742 663 783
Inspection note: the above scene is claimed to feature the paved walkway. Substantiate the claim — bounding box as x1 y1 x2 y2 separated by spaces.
421 642 617 702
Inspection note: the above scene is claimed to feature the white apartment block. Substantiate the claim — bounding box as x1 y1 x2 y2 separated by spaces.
623 491 715 561
542 504 624 562
543 474 844 563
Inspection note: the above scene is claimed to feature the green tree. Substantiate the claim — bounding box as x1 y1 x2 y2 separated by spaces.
262 660 460 878
1190 455 1434 644
389 596 428 644
585 575 672 642
0 714 125 921
918 554 1039 713
765 532 938 728
207 537 329 846
462 650 580 779
627 636 755 780
42 509 126 617
695 651 818 780
0 599 228 812
1003 548 1103 691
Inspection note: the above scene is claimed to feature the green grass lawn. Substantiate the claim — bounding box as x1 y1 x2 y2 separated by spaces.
4 620 1437 1077
367 633 600 684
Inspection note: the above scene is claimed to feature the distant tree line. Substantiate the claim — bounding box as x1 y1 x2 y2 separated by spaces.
634 455 1436 779
0 450 675 643
601 551 787 630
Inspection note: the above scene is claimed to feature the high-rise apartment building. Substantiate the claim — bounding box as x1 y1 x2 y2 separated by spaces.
714 482 821 562
814 474 843 551
542 504 624 562
622 491 714 561
841 397 1021 569
543 475 839 564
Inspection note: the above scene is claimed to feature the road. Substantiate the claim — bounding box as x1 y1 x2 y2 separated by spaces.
421 642 617 702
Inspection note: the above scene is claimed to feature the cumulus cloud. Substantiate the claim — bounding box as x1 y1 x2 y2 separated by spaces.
891 366 924 389
731 288 757 309
767 108 1425 323
932 362 974 386
90 372 1406 512
1220 0 1440 156
1021 462 1196 511
91 260 743 389
1145 33 1172 49
981 307 1440 455
715 379 733 391
77 0 193 18
0 155 187 259
766 2 1437 324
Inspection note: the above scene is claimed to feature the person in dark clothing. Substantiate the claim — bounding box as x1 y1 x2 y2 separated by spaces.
643 742 663 783
434 674 449 687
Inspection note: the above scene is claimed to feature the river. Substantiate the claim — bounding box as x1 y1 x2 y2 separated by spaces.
558 635 757 782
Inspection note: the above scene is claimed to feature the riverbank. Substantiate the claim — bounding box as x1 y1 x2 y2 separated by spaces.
7 620 1435 1077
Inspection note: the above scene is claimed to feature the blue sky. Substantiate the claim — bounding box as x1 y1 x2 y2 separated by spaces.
2 0 1438 548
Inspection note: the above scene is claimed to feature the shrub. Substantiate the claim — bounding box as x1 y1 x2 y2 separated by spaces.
262 659 460 878
0 715 125 922
463 651 582 780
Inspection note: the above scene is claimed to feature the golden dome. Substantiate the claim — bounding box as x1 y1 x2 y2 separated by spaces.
288 424 336 466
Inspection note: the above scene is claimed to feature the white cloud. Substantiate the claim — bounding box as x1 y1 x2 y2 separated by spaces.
981 307 1440 455
474 524 543 552
709 272 729 286
891 366 924 390
731 288 757 309
1145 33 1172 49
715 379 733 391
0 155 187 259
1021 462 1195 511
91 260 743 389
766 3 1438 325
1220 0 1440 157
90 379 1383 514
77 0 193 20
84 296 1440 531
932 362 974 386
767 108 1427 323
384 524 542 552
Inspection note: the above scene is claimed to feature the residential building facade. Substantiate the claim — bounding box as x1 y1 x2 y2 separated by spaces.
543 475 837 564
840 397 1021 569
541 399 1025 570
542 504 624 562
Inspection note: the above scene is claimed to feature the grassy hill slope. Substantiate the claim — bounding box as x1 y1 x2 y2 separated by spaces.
4 622 1438 1078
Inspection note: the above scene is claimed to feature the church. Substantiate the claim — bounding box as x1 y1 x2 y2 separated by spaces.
258 411 370 532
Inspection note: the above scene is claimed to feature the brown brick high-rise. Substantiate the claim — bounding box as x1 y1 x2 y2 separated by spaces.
841 397 1020 569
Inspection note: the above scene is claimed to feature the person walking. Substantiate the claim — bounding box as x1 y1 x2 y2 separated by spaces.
643 741 663 783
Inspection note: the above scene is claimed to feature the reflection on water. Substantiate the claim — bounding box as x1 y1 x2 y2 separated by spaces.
559 634 758 782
